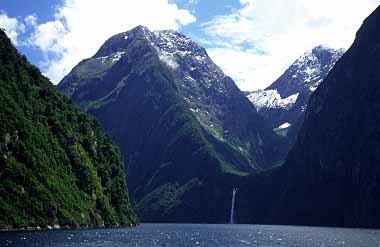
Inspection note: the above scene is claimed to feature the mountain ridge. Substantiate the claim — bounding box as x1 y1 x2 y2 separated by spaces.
247 45 344 143
58 25 286 222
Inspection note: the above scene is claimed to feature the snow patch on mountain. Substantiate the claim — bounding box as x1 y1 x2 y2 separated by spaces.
97 51 126 64
153 30 198 54
309 80 322 92
248 90 299 111
246 46 345 120
277 122 291 129
151 29 225 82
290 46 345 92
111 51 125 63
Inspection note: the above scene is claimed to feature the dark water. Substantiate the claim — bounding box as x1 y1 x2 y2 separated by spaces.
1 224 380 247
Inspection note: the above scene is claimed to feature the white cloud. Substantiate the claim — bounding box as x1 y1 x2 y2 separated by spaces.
157 49 179 70
24 15 38 27
0 11 25 45
28 0 196 83
171 0 199 12
202 0 379 91
29 20 66 53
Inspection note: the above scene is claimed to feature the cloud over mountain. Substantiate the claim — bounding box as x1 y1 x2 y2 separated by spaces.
202 0 378 91
27 0 196 83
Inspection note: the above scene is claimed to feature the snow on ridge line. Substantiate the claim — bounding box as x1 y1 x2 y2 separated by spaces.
248 89 299 111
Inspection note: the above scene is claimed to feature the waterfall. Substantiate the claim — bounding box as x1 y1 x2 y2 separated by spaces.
230 188 238 224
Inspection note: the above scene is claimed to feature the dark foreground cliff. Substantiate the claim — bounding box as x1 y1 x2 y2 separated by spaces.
237 5 380 228
0 30 138 229
275 5 380 228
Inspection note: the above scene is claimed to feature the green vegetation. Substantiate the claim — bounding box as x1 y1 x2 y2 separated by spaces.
0 30 137 229
220 163 250 176
76 58 112 80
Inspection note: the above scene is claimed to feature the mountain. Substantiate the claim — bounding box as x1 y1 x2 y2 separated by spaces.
0 30 137 229
58 26 286 222
247 46 344 140
273 5 380 228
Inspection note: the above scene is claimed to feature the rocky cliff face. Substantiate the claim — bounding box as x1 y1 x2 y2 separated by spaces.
59 26 285 222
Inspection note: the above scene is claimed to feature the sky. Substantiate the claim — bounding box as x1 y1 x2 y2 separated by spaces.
0 0 378 91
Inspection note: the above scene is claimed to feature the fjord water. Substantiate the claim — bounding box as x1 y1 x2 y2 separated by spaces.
2 224 380 247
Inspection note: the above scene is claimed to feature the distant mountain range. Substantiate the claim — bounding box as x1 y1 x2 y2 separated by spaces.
247 46 345 142
58 26 286 222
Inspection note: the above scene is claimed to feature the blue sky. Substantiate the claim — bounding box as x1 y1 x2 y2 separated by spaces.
1 0 239 65
0 0 378 90
1 0 60 63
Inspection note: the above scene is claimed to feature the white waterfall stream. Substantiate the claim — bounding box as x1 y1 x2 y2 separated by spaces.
230 188 238 224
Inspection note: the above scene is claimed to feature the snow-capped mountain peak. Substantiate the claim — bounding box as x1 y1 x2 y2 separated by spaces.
246 45 345 132
290 45 345 93
59 25 287 187
60 25 282 171
152 30 206 56
94 26 225 86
